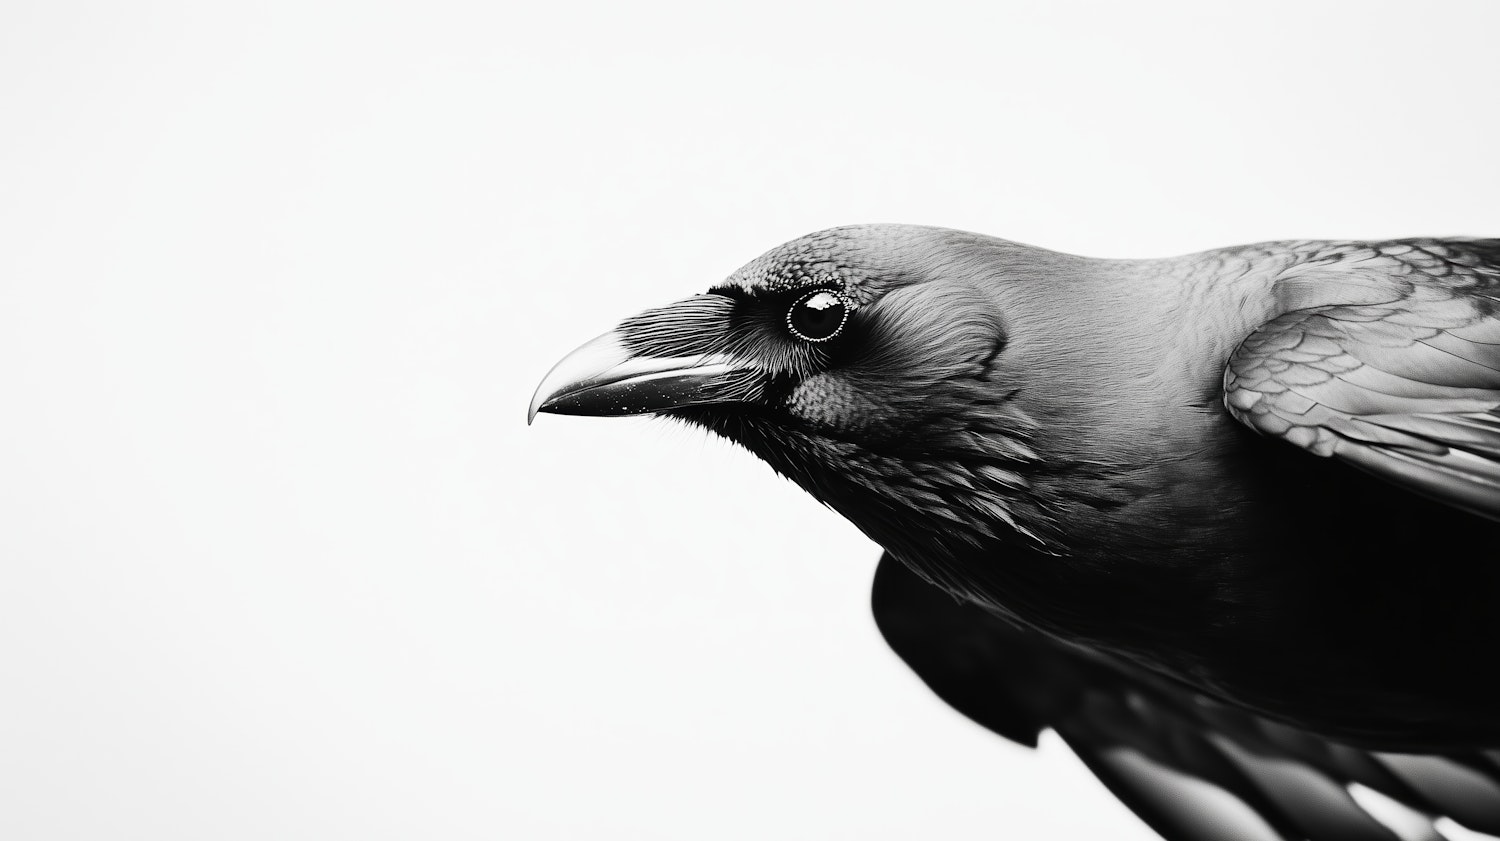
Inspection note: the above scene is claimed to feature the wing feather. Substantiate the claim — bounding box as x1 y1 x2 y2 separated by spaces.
873 556 1500 841
1224 246 1500 520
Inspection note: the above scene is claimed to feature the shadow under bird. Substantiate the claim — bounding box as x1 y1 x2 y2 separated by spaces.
529 225 1500 841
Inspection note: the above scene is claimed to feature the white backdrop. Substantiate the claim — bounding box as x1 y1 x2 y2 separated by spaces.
3 2 1499 839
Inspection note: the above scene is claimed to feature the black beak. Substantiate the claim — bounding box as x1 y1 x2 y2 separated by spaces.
528 296 761 423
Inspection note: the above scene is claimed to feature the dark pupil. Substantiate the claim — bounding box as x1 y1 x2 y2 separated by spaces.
790 292 846 340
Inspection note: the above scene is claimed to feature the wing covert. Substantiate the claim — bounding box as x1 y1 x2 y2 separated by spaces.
1223 243 1500 521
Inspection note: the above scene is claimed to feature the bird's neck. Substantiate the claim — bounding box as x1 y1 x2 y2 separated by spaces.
702 408 1080 595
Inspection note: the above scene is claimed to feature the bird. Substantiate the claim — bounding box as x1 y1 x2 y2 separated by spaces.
529 225 1500 840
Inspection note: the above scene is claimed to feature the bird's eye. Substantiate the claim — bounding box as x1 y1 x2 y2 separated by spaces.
786 290 850 343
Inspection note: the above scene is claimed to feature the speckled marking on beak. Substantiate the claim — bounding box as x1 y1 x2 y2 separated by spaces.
529 330 755 423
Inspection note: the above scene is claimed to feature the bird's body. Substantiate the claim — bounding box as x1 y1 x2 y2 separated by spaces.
532 227 1500 839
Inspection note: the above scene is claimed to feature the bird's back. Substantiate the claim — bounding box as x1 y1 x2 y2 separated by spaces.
943 236 1500 747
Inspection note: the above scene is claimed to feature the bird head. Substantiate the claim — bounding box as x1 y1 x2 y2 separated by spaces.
530 225 1182 590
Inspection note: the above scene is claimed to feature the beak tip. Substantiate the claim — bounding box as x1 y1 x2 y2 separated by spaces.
529 330 628 426
526 386 552 426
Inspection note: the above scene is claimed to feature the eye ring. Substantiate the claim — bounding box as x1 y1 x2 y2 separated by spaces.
785 289 851 343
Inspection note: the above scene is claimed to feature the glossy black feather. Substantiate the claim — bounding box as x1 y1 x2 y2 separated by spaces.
875 555 1500 840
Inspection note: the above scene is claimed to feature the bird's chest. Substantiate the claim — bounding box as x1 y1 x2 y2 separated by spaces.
829 411 1500 746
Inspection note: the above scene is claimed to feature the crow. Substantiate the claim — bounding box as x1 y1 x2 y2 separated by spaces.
530 225 1500 840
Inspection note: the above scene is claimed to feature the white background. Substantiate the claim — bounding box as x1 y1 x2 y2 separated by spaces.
3 1 1499 839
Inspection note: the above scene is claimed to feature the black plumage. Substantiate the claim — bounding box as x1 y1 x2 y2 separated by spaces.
530 226 1500 840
